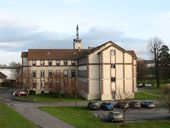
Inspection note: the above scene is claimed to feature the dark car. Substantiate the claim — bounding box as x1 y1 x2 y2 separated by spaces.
108 111 123 122
115 101 129 109
87 101 100 110
100 102 113 110
129 101 141 109
137 83 145 88
14 90 28 96
141 100 155 108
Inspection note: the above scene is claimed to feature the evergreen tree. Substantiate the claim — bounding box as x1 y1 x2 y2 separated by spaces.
159 45 170 81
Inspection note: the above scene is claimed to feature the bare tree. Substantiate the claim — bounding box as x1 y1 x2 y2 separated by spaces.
148 37 163 88
9 62 22 87
116 92 131 127
137 59 147 82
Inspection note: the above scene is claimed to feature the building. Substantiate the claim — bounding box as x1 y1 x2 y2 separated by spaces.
21 25 137 100
0 72 7 84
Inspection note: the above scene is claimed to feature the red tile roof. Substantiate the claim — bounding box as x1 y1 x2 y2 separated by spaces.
22 41 137 60
27 49 90 60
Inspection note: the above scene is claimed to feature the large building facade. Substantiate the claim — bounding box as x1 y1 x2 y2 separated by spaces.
21 26 137 100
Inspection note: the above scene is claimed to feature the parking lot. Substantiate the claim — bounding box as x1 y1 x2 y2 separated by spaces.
92 108 169 123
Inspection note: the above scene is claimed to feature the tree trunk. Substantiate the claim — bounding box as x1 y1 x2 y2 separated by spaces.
155 55 160 88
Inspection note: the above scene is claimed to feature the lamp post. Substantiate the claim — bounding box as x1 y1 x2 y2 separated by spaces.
74 51 78 106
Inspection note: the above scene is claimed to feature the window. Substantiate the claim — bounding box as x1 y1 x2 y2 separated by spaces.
48 60 52 66
32 71 36 78
64 60 68 66
56 60 60 66
56 70 60 77
40 70 45 78
32 60 36 66
64 70 68 77
111 64 115 68
71 70 76 77
71 61 75 66
48 70 53 78
40 60 45 66
111 77 116 82
111 50 116 56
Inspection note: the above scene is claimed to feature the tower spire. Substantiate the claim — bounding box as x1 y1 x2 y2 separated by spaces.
76 24 79 39
73 24 82 49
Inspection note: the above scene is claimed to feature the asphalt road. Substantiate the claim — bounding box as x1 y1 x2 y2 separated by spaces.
93 108 169 123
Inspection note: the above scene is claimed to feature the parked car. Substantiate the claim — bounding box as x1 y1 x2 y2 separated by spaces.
108 111 123 122
129 101 141 109
137 83 145 88
87 101 100 110
141 100 155 108
115 101 129 109
145 83 154 87
137 83 154 88
14 90 28 96
100 102 113 110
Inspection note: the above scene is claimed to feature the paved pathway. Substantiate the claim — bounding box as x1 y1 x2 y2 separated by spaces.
0 88 82 128
11 103 74 128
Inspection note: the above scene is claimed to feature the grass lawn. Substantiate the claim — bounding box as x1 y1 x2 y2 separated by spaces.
39 106 170 128
13 93 86 103
135 83 166 100
135 92 160 100
139 84 166 95
0 103 36 128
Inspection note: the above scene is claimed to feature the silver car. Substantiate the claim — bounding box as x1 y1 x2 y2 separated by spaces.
108 111 123 122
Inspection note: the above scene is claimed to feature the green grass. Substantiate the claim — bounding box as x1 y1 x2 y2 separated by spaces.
136 83 166 100
0 103 36 128
140 83 167 94
13 93 86 103
135 92 160 100
39 106 170 128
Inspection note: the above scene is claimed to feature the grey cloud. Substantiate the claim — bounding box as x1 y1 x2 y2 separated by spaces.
0 24 148 59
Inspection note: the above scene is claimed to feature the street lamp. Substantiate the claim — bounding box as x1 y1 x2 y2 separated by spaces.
74 51 78 106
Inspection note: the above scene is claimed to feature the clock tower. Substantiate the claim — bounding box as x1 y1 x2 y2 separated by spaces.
73 24 82 49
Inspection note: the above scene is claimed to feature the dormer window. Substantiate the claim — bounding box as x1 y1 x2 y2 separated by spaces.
71 61 75 66
64 60 68 66
56 60 60 66
32 60 36 66
40 60 45 66
48 60 52 66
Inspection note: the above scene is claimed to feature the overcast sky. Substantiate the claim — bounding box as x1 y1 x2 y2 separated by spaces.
0 0 170 64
